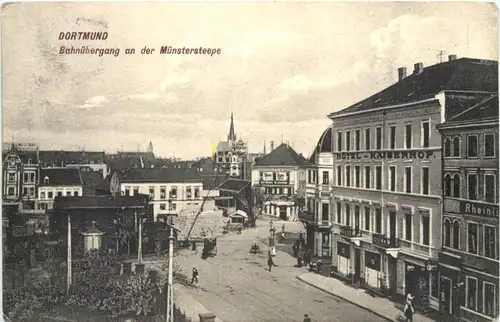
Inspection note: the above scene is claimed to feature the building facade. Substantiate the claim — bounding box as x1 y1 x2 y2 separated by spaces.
40 150 108 178
251 143 308 221
437 95 499 322
300 127 334 258
38 168 84 211
215 112 249 178
109 168 203 222
327 57 497 313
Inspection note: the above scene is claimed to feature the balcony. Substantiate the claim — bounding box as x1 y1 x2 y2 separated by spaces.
372 233 400 258
340 225 363 239
316 220 332 229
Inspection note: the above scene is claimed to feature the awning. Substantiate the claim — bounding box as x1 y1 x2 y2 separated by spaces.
298 211 314 223
230 210 248 218
269 201 294 206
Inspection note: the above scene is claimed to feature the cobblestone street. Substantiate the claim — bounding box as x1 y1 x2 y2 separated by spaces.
175 219 390 322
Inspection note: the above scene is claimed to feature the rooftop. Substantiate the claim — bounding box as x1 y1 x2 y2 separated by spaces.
439 94 499 127
254 143 309 167
217 178 250 193
118 167 202 183
54 195 149 210
40 150 105 165
329 58 498 118
40 168 83 186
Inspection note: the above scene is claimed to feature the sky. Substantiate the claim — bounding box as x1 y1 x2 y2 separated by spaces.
2 2 498 160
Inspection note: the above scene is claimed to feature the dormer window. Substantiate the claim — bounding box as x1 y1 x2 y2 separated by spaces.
27 158 32 164
44 176 49 185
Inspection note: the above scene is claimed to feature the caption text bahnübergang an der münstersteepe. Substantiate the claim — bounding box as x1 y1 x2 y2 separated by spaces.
58 32 222 57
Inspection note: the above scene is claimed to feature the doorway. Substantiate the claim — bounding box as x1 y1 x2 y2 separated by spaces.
354 247 361 284
279 206 287 220
388 256 398 293
441 277 452 314
389 211 396 245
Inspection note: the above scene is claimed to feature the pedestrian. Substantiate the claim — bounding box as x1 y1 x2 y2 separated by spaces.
267 256 274 272
303 314 311 322
304 249 311 266
297 253 303 268
281 224 285 233
237 226 242 234
293 244 298 258
404 291 415 322
191 267 199 284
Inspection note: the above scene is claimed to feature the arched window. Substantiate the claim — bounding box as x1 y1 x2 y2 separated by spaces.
452 137 460 157
444 138 451 157
444 174 452 197
452 220 460 249
453 174 461 198
43 176 49 185
444 219 452 247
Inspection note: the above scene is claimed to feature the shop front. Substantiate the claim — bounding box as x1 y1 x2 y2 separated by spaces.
318 229 332 258
438 251 462 316
364 250 381 289
337 241 350 276
404 259 439 314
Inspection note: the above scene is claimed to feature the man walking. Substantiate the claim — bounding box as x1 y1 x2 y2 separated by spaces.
191 267 199 284
267 255 274 272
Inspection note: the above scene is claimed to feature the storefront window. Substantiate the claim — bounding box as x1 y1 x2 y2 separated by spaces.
430 272 438 298
484 282 496 317
466 277 478 311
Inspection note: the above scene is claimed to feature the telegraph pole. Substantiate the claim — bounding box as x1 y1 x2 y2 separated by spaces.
67 213 72 295
138 216 143 265
166 226 174 322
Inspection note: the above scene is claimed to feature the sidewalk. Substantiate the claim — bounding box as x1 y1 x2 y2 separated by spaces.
297 273 437 322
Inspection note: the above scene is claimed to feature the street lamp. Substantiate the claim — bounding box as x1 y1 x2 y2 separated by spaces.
269 220 276 256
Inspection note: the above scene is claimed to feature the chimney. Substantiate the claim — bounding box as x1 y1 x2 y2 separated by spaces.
413 62 423 75
398 67 407 81
270 141 274 151
448 54 457 61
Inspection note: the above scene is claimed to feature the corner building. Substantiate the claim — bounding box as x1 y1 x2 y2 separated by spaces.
328 56 498 313
437 95 499 322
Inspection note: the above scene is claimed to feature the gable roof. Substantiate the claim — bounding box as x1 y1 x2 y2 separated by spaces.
118 167 202 183
40 168 83 186
254 143 309 167
329 58 498 118
438 94 499 127
80 170 107 191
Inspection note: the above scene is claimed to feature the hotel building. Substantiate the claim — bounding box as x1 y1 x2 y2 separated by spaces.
328 56 497 313
437 94 499 322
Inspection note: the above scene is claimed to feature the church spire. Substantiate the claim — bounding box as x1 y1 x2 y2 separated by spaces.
263 140 266 154
227 110 236 142
146 141 153 153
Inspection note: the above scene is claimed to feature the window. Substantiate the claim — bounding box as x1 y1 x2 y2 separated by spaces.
337 132 343 152
354 166 360 188
405 124 412 149
365 128 371 150
453 174 461 198
484 225 496 259
389 166 396 192
66 191 71 196
452 137 460 157
467 135 478 158
48 191 53 199
485 174 496 203
7 173 15 181
364 207 370 231
337 166 342 186
322 203 329 221
133 186 139 195
376 127 382 150
186 187 192 198
160 187 166 199
7 186 15 195
364 166 371 189
195 187 200 198
485 134 496 157
160 203 166 210
466 277 478 311
468 173 478 200
44 176 49 185
444 138 451 157
346 131 351 152
169 203 176 211
483 282 496 317
23 172 35 184
336 203 342 223
149 186 155 199
375 208 382 233
355 130 360 151
375 166 382 190
422 121 430 148
467 222 478 254
389 125 396 149
444 174 451 196
322 171 329 185
345 204 350 226
405 167 412 193
124 186 130 196
170 187 177 199
405 213 412 241
40 192 46 199
421 215 430 246
443 219 451 247
345 166 351 187
74 191 79 197
422 167 429 195
452 221 460 249
354 206 360 229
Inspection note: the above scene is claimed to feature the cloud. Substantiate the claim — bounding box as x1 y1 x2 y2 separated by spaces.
120 93 162 101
